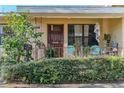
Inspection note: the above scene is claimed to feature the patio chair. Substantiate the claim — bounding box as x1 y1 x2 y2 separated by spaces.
90 45 101 55
111 41 118 55
102 41 118 56
67 45 75 56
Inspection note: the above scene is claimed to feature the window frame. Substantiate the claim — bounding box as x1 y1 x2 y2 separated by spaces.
0 24 7 45
68 24 97 47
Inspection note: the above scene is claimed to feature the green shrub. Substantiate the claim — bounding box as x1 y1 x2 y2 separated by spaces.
1 56 124 84
45 47 56 58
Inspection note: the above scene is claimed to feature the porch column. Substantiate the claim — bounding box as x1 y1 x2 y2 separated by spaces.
63 24 68 57
121 18 124 56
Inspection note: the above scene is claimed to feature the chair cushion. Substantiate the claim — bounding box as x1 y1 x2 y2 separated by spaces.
67 46 75 56
91 45 101 55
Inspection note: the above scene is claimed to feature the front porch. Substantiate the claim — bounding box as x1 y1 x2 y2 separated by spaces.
31 17 124 59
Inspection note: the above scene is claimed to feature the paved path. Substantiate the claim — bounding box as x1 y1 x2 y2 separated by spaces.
1 82 124 88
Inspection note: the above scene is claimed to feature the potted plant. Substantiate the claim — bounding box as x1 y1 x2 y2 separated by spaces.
104 34 111 47
74 40 81 56
82 46 91 57
44 47 55 58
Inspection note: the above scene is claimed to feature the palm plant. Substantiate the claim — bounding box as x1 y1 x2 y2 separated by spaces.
82 46 91 57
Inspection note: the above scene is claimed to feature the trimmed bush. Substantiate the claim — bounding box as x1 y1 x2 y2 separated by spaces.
1 56 124 84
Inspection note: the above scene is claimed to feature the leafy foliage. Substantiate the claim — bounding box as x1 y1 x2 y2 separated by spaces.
104 34 111 47
82 46 91 57
1 56 124 84
2 13 43 62
45 47 56 58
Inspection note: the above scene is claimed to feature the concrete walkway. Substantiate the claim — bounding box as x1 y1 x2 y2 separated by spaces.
1 82 124 88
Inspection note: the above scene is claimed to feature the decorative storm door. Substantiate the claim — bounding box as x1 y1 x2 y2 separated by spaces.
47 24 64 57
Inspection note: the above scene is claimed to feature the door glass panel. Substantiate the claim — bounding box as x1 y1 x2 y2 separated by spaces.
51 25 61 32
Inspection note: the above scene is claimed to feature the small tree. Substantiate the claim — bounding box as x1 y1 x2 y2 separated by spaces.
2 13 43 62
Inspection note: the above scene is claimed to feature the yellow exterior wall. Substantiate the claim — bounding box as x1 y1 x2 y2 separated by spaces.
101 18 109 47
102 19 109 34
0 18 6 24
100 18 124 56
109 18 122 45
109 18 123 55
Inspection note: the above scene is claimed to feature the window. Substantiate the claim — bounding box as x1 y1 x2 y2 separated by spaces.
68 24 75 45
68 24 98 47
0 26 3 45
0 25 6 45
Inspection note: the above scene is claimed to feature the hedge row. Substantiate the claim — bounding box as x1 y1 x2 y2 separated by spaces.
1 56 124 84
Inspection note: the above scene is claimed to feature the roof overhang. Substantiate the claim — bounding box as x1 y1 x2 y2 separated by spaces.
23 12 124 18
0 12 124 18
1 6 124 18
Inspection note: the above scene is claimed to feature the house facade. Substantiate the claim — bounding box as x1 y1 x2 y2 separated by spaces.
1 6 124 59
